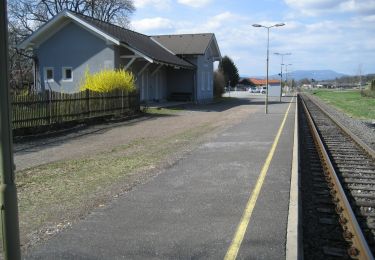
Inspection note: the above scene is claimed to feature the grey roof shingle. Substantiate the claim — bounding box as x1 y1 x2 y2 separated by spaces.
75 13 194 69
151 34 214 55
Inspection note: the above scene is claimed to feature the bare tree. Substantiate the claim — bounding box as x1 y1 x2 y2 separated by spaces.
7 0 135 90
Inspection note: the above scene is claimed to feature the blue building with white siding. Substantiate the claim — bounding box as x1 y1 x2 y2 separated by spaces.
18 10 221 103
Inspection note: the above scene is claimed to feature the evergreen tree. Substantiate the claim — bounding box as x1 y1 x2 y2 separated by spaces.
218 56 240 88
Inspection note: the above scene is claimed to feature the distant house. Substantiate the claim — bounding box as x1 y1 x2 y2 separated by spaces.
248 78 280 87
237 78 256 90
18 10 221 103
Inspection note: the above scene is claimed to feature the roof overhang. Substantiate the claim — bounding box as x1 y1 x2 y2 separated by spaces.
206 34 221 60
120 43 153 63
17 10 120 50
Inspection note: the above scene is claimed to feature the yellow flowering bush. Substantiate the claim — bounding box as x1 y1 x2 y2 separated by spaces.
80 69 135 93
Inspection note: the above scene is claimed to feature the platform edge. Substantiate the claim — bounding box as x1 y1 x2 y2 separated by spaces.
286 96 302 260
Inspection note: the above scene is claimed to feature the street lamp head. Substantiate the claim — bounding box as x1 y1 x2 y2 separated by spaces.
252 24 262 27
275 23 285 27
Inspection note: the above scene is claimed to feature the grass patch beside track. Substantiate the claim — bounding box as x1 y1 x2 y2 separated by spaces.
311 89 375 120
16 122 215 250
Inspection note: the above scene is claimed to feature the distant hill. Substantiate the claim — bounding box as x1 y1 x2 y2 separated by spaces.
286 70 347 81
243 70 347 81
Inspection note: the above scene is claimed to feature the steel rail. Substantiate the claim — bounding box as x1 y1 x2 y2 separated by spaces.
300 95 374 260
306 94 375 160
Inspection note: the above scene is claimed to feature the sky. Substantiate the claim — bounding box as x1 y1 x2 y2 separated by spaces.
130 0 375 77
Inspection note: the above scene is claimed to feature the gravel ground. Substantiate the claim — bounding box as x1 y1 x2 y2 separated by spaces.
308 93 375 151
13 94 273 253
14 96 260 171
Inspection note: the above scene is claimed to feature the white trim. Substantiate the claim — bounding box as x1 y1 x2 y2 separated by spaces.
208 34 222 59
18 10 120 49
62 67 73 82
44 67 54 82
124 57 137 70
151 64 162 76
138 63 151 76
18 11 67 49
66 12 120 45
120 55 140 59
121 43 153 63
150 37 176 55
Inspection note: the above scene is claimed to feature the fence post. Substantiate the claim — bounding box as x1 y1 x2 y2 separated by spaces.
46 90 52 125
121 90 124 114
86 89 90 117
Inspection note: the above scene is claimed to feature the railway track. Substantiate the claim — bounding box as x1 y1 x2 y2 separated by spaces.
299 93 375 259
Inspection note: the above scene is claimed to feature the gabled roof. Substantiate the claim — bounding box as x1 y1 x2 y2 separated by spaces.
151 33 221 59
18 10 194 69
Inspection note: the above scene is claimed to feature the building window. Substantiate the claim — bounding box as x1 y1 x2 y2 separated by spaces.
62 67 73 81
45 67 54 82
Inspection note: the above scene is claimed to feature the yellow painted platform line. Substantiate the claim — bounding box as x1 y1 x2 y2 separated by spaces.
224 97 295 260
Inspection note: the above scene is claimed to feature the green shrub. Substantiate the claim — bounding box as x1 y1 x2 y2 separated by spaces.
361 79 375 98
80 68 135 93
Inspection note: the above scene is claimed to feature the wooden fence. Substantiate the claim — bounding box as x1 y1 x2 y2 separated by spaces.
11 90 139 129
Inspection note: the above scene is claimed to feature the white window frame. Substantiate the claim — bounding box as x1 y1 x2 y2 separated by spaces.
62 67 73 82
44 67 54 82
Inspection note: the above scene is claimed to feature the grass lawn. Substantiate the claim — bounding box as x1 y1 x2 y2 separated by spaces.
311 89 375 120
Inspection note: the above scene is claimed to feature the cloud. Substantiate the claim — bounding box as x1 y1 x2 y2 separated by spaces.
284 0 375 16
131 17 174 32
177 0 212 8
133 0 172 10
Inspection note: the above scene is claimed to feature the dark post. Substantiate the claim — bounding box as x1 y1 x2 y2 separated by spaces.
46 90 52 125
0 1 21 259
121 90 124 114
86 89 90 117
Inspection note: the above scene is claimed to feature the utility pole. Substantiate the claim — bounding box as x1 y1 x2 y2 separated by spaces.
252 23 285 114
274 53 291 102
0 1 21 259
285 64 292 92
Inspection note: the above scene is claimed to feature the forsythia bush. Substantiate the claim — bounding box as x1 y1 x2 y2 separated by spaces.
80 69 135 92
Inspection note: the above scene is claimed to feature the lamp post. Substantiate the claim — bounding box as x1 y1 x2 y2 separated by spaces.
284 64 292 92
274 52 291 102
0 1 21 259
252 23 285 114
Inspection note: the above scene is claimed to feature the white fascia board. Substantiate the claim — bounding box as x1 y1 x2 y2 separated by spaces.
17 10 120 49
205 34 221 59
121 43 153 63
17 11 67 49
65 12 120 45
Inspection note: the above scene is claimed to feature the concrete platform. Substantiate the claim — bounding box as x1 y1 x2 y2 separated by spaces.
25 96 296 259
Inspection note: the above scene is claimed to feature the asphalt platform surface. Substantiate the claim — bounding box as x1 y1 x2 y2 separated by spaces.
25 94 296 260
